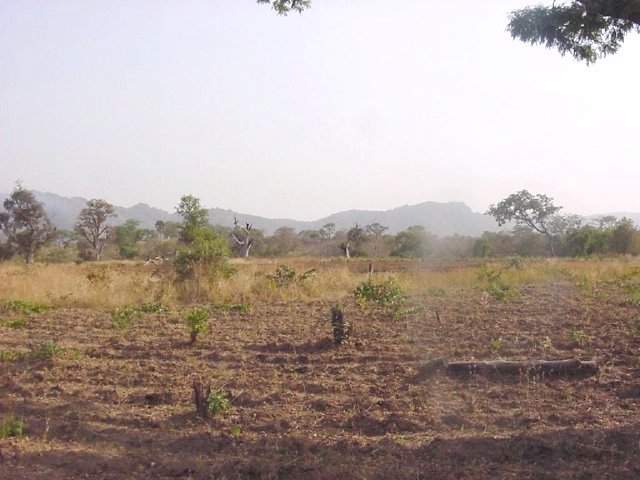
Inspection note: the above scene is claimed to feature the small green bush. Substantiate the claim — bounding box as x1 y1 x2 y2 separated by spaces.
137 302 167 314
111 305 141 330
30 340 65 360
0 350 27 362
4 300 51 314
205 391 231 417
267 265 316 287
185 306 209 344
354 278 405 315
3 318 28 329
0 418 25 438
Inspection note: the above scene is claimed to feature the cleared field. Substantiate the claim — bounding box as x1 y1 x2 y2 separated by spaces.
1 258 639 479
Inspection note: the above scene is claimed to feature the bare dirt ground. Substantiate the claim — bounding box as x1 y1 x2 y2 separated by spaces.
1 266 639 479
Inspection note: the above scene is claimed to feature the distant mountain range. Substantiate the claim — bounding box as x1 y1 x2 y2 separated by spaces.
1 191 639 237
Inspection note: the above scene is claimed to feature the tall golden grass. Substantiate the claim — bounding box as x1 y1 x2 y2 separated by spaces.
1 256 638 309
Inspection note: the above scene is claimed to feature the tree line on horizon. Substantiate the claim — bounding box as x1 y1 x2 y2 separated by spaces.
1 184 639 265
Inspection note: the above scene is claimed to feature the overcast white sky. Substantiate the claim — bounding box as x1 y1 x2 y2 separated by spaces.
1 1 639 220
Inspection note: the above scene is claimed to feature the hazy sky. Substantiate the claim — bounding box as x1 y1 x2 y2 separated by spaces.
2 1 639 220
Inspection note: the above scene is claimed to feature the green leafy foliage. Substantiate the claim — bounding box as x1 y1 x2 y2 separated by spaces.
4 300 51 314
256 0 311 15
0 350 27 362
30 340 66 360
213 302 252 314
137 302 167 314
0 183 55 264
205 390 231 417
267 265 316 287
354 278 405 315
185 306 209 343
110 305 141 330
508 2 640 63
174 227 229 281
0 418 25 438
477 266 515 301
570 329 587 346
3 318 28 329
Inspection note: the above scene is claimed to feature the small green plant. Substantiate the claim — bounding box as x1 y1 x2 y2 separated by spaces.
213 302 252 314
205 390 231 417
137 302 167 314
4 300 51 314
228 425 242 436
539 336 553 350
30 340 65 360
3 318 28 329
490 337 504 352
268 265 297 286
570 329 587 346
486 282 515 301
354 278 405 315
0 350 27 362
111 305 141 330
476 266 503 284
267 265 316 287
0 418 25 438
185 306 209 344
476 266 515 301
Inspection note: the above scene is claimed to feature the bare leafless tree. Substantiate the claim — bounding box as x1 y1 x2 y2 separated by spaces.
231 216 254 258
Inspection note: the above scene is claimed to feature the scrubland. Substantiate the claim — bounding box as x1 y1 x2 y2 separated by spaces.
1 257 639 479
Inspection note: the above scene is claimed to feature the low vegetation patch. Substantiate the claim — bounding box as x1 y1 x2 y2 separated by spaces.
111 305 141 330
354 278 405 315
4 299 51 314
0 417 25 438
267 264 317 287
2 317 29 329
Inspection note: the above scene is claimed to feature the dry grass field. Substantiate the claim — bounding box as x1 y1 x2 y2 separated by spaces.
1 257 639 479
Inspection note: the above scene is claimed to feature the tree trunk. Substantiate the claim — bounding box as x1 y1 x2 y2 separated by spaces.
193 381 211 418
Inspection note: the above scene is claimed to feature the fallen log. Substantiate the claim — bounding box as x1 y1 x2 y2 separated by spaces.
412 358 598 381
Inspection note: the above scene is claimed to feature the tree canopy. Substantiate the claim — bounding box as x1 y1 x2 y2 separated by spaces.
508 1 640 63
75 199 117 261
0 183 55 264
256 0 311 15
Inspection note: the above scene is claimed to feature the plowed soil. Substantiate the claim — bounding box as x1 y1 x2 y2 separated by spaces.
1 275 639 479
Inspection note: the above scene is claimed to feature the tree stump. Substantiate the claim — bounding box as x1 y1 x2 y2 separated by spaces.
193 381 212 418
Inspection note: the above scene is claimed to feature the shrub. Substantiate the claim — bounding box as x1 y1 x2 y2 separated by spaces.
174 228 229 282
3 318 28 329
111 305 141 330
354 278 405 315
205 390 231 417
137 302 167 314
185 306 209 344
0 418 25 438
30 340 65 360
267 265 316 287
4 300 51 314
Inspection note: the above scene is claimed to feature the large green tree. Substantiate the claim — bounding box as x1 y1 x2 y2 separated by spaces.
508 1 640 63
176 195 209 243
0 184 55 264
487 190 563 255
